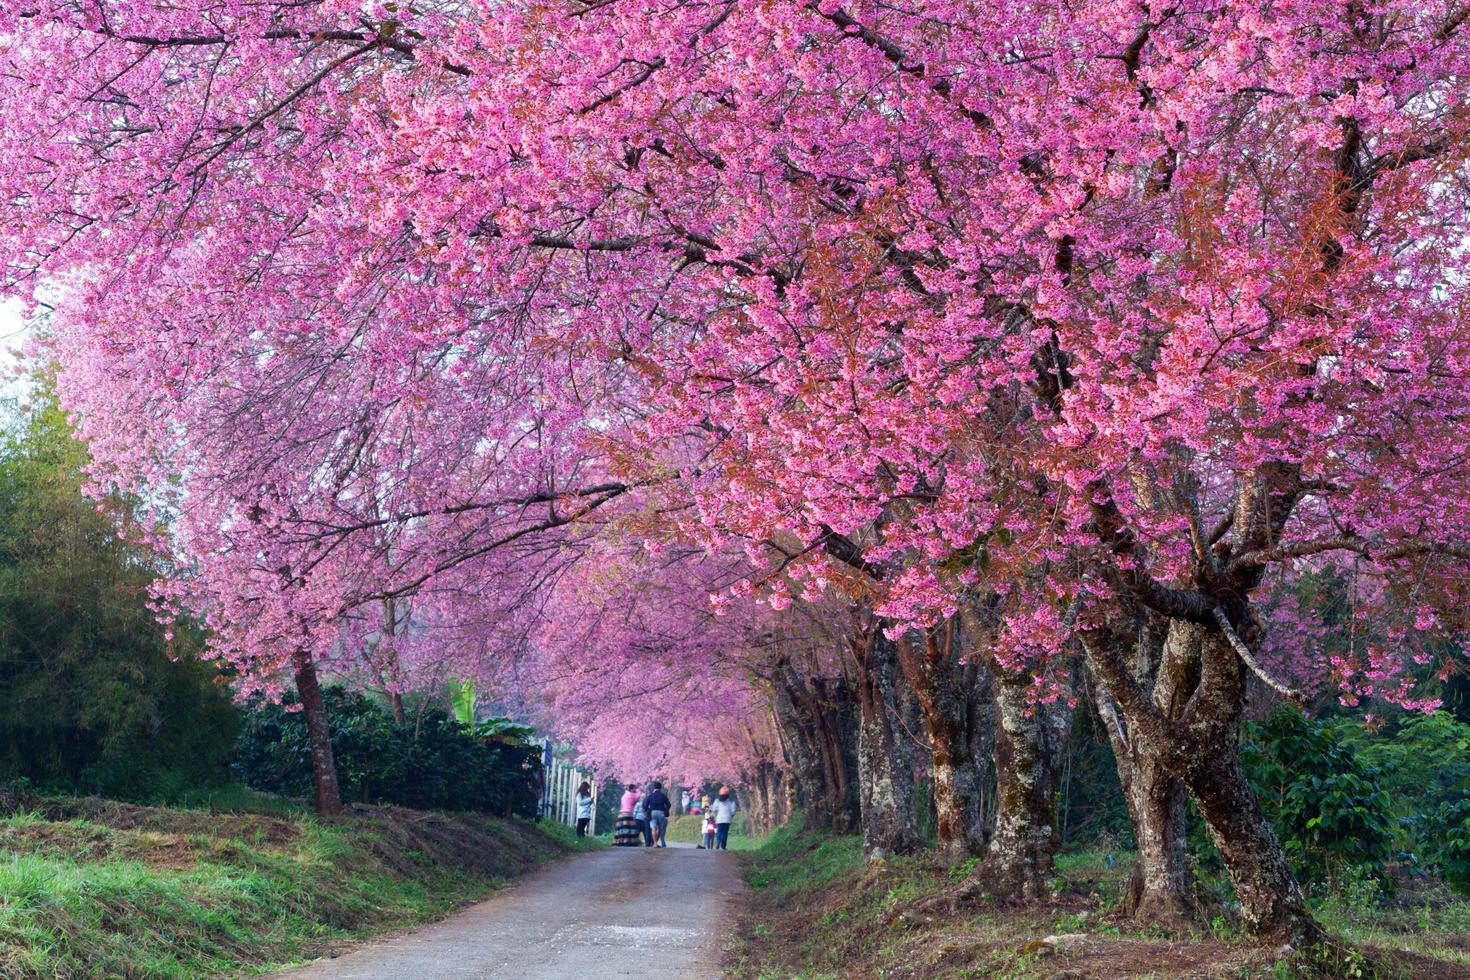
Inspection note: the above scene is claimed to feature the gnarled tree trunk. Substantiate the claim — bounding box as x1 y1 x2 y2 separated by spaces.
853 627 920 861
896 621 993 865
292 650 343 816
1173 622 1314 943
1087 612 1194 927
1088 617 1317 944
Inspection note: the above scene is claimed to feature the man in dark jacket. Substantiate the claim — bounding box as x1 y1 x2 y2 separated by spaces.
644 781 672 848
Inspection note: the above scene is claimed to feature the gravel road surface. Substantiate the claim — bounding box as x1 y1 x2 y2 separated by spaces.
278 843 744 979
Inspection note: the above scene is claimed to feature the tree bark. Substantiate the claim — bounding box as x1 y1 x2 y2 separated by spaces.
854 627 920 861
814 677 862 834
896 622 992 864
1175 622 1314 943
962 665 1071 901
771 672 823 819
1186 729 1313 942
744 759 790 834
292 650 344 816
772 668 860 833
1086 617 1317 943
377 598 407 725
1087 613 1194 927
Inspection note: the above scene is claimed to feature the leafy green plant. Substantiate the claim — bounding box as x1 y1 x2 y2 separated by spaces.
1326 712 1470 891
1420 799 1470 896
1332 712 1470 811
0 389 240 804
1242 711 1395 888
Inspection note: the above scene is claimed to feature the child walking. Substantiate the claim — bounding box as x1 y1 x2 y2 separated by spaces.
701 811 717 850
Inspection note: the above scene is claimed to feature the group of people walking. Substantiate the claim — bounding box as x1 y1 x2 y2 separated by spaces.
600 781 738 849
612 780 673 847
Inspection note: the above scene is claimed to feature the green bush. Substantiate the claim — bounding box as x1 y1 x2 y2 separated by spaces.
1332 712 1470 814
1328 712 1470 890
1420 799 1470 896
1242 710 1395 886
234 688 542 816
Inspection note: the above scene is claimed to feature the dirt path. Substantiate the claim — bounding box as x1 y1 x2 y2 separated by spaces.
278 843 745 979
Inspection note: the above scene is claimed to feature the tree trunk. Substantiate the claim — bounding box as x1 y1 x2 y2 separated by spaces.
964 664 1072 902
1087 617 1194 927
854 628 920 861
292 650 343 816
772 669 860 833
377 598 407 725
1111 721 1191 924
1086 617 1318 943
896 623 992 865
1173 622 1315 944
771 672 824 820
1186 735 1314 942
816 677 862 833
744 760 790 835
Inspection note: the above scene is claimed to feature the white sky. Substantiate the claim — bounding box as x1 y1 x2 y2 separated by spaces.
0 298 34 399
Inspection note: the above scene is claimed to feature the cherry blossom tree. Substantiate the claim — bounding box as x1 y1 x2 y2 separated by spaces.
3 0 1469 943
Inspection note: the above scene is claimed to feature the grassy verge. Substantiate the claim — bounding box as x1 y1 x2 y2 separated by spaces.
732 818 1470 979
0 790 595 978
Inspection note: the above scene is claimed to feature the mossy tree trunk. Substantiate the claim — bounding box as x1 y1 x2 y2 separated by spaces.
853 627 921 862
896 620 992 865
961 661 1073 902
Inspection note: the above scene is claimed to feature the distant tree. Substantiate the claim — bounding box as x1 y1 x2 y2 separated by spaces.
0 388 239 800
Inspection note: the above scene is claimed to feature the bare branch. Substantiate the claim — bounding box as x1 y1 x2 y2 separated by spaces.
1211 606 1308 706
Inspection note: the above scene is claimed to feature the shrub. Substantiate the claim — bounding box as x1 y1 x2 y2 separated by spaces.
1242 710 1395 887
235 688 542 816
1420 799 1470 896
0 391 241 803
1328 712 1470 889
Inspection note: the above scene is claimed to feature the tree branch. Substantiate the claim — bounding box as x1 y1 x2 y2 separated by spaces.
804 2 992 129
1210 606 1308 706
187 40 379 176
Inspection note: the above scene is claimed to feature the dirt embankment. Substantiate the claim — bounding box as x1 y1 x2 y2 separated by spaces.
0 790 575 979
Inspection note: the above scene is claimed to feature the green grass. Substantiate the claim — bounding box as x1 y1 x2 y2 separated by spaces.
732 820 1470 979
533 819 609 852
167 782 309 818
0 796 575 978
1313 878 1470 971
743 819 863 898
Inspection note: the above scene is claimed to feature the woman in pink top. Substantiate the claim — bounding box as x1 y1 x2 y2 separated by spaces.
613 784 642 847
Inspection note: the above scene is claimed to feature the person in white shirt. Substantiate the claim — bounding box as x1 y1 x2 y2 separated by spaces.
574 781 594 838
711 785 739 850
